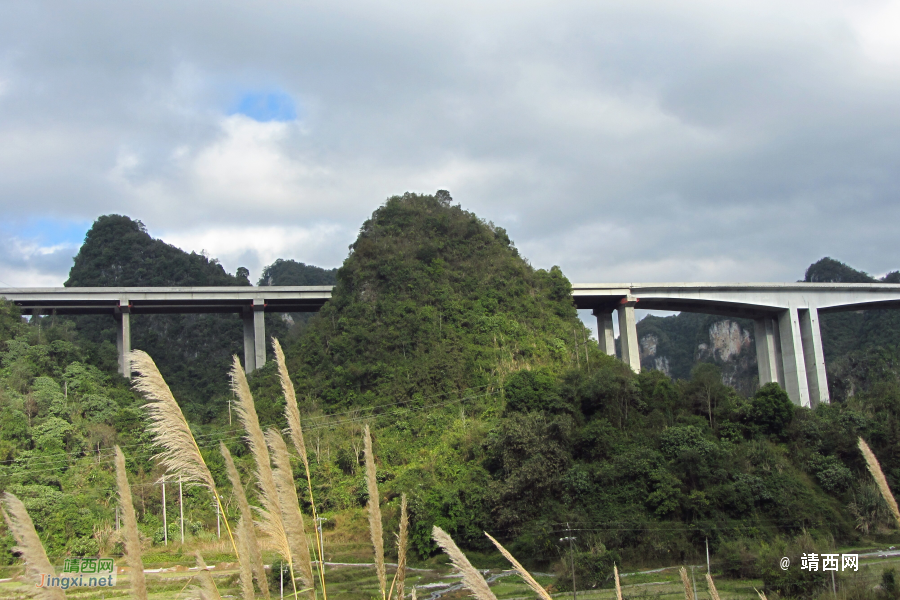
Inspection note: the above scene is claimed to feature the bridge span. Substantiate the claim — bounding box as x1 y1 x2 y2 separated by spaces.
3 282 900 407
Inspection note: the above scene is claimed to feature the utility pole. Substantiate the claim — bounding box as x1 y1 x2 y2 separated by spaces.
179 476 184 544
706 538 710 574
691 566 698 599
162 479 168 546
560 523 577 600
316 517 328 569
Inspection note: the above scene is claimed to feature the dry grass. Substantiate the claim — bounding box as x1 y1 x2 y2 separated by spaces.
484 531 550 600
432 526 497 600
116 445 148 600
274 338 327 598
388 494 408 600
268 428 315 596
235 518 257 600
754 588 768 600
220 441 270 599
1 493 65 600
194 551 222 600
679 566 694 600
231 356 297 597
130 350 236 555
614 564 623 600
858 437 900 527
364 424 387 598
705 572 721 600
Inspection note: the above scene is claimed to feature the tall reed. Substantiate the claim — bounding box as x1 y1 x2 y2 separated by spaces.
705 573 721 600
1 493 65 600
221 442 270 599
274 338 327 597
364 424 387 598
194 551 222 600
387 494 408 600
235 518 257 600
484 532 550 600
858 437 900 527
754 588 768 600
679 566 694 600
116 445 148 600
130 350 237 555
268 428 315 596
613 564 623 600
231 356 298 599
432 526 497 600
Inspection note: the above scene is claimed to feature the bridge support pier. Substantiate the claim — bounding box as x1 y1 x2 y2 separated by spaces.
617 300 641 373
778 307 811 408
115 302 131 380
593 309 616 356
754 317 782 386
242 300 267 373
800 307 829 407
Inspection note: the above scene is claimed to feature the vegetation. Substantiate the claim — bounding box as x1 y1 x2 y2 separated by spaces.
3 195 900 599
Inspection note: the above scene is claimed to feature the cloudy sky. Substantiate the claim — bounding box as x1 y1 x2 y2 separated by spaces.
2 0 900 292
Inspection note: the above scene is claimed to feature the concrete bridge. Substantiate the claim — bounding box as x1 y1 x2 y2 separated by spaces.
3 282 900 407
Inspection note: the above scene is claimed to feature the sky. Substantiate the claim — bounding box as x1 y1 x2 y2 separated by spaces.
2 1 900 300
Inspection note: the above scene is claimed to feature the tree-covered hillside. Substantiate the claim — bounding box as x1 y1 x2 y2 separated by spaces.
64 216 253 419
287 191 584 409
5 199 900 599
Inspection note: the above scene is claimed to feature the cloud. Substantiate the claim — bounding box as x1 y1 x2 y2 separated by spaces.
1 0 900 291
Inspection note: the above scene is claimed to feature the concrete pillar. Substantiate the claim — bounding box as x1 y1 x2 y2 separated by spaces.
777 306 810 407
253 299 266 370
116 302 132 380
242 309 256 373
799 306 830 407
617 300 641 373
593 308 616 356
754 317 779 386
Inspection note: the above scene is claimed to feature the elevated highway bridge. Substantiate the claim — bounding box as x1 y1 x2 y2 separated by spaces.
3 282 900 407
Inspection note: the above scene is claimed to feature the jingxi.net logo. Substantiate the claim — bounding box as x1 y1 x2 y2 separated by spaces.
38 558 117 590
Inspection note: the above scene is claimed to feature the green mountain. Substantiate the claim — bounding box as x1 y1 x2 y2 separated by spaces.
63 216 337 420
286 191 583 409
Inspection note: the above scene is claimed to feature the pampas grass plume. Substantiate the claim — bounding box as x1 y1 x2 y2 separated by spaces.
364 424 387 597
614 564 623 600
484 531 550 600
679 566 694 600
858 437 900 527
432 526 497 600
130 350 236 555
267 428 315 594
221 442 269 599
705 573 721 600
392 494 409 600
116 445 148 600
130 350 215 490
1 493 65 600
231 356 296 597
194 552 222 600
755 588 768 600
235 519 257 600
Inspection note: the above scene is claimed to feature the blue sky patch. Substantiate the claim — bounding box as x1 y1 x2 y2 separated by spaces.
1 217 91 248
230 90 297 122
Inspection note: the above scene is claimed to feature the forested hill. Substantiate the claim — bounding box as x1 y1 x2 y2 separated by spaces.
636 257 900 398
66 215 249 287
285 191 585 408
63 215 335 420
